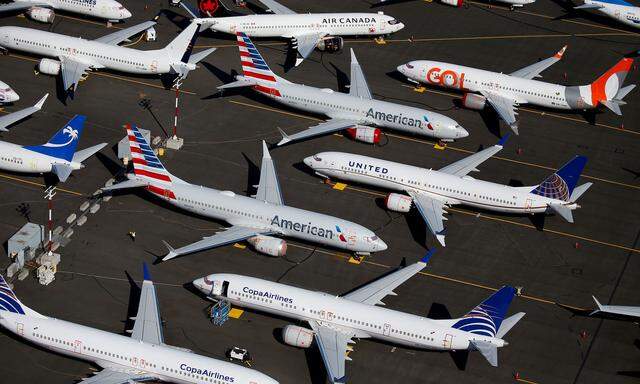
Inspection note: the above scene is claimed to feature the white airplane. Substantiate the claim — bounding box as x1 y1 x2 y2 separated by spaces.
0 266 279 384
219 33 467 146
574 0 640 29
193 252 525 383
181 0 404 67
0 93 47 131
0 0 131 23
0 79 19 102
590 296 640 321
373 0 535 10
303 137 593 246
397 47 636 134
102 124 387 261
0 114 106 182
0 19 216 97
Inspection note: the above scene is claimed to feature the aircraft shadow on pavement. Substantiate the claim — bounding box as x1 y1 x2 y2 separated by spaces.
123 270 142 336
241 152 261 196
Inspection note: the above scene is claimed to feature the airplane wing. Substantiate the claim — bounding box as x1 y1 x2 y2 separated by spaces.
0 1 50 13
291 31 326 66
94 21 157 45
259 0 296 14
162 225 271 261
480 90 520 134
59 56 94 93
591 296 640 319
254 141 284 205
348 49 372 100
129 264 164 345
509 45 567 80
574 3 604 9
342 251 433 306
407 191 448 247
0 93 48 131
437 135 508 177
308 321 355 383
277 119 358 146
80 368 157 384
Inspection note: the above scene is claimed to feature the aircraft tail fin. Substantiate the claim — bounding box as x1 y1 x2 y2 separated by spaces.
530 155 588 202
0 275 45 318
235 32 282 86
23 115 86 163
163 20 204 65
451 286 517 337
589 58 635 112
125 124 176 192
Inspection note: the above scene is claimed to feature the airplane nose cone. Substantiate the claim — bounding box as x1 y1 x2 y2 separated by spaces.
303 156 314 168
192 277 206 292
396 64 406 74
121 8 132 19
397 22 405 31
7 91 19 102
456 126 469 138
375 237 388 251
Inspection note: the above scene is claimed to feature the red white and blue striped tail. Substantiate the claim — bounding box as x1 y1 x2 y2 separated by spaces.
236 32 278 83
126 124 172 185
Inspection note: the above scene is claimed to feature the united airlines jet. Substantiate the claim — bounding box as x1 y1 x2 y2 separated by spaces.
193 251 525 383
219 32 467 146
0 0 131 23
103 125 387 261
304 137 592 246
0 266 278 384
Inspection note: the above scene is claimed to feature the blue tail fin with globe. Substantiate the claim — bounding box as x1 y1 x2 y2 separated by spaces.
531 155 588 202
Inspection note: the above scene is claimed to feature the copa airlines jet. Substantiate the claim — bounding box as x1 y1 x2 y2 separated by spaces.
193 252 525 383
574 0 640 29
103 125 387 261
0 0 131 23
0 114 106 182
0 79 19 102
0 266 279 384
397 46 636 134
0 93 48 131
182 0 404 67
0 19 216 97
219 33 467 146
304 138 592 246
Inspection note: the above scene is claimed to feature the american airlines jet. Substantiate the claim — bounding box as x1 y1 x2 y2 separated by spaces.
574 0 640 29
193 252 525 383
103 125 387 261
0 114 106 182
182 0 404 67
397 46 636 134
0 266 279 384
0 19 216 97
0 79 19 103
0 0 131 23
219 33 468 146
304 137 592 246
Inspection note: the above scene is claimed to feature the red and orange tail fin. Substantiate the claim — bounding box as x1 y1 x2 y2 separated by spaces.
589 57 634 105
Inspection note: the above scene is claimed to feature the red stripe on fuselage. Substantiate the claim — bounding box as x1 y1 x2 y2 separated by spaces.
253 85 281 97
146 185 176 200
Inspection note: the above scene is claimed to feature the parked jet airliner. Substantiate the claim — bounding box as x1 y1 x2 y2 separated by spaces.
103 125 386 261
397 46 635 134
304 137 592 246
219 32 467 146
0 0 131 23
0 266 279 384
0 19 216 97
0 93 47 131
0 79 19 103
181 0 404 67
574 0 640 29
193 252 525 383
0 114 106 182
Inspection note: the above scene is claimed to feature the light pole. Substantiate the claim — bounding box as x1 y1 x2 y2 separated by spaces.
43 186 56 255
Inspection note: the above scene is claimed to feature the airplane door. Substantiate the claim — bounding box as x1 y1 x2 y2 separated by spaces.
443 334 453 349
73 340 83 354
383 323 391 336
16 322 23 336
525 198 532 213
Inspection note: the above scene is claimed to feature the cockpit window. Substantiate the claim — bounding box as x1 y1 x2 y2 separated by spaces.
370 236 378 241
388 19 400 25
313 156 322 162
406 63 414 69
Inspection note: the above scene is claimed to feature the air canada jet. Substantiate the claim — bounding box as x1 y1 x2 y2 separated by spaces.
304 136 592 246
0 19 216 97
397 46 636 134
193 251 525 383
219 32 467 146
0 0 131 24
102 124 387 261
0 266 279 384
181 0 404 67
0 114 106 182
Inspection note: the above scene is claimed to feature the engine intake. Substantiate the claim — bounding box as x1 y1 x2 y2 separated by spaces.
27 7 55 23
344 126 381 144
38 58 61 76
282 325 313 348
461 93 487 110
316 36 344 52
247 235 287 257
385 193 412 213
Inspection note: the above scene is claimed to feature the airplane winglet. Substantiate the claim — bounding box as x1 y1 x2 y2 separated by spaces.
420 249 435 264
276 127 291 146
142 262 152 281
497 133 510 147
555 45 568 60
161 240 179 262
262 140 271 159
435 233 446 247
35 93 49 110
592 295 604 311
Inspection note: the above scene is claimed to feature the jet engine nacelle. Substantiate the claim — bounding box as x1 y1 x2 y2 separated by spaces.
461 93 487 110
316 36 344 52
282 325 313 348
247 235 287 257
344 126 381 144
440 0 464 6
38 58 61 76
27 7 55 23
385 193 412 213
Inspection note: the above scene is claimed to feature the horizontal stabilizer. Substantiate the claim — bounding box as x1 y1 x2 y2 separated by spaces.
52 163 73 182
547 203 574 223
72 143 107 164
615 84 636 101
188 48 216 65
217 77 259 90
101 178 149 191
470 340 498 367
600 100 622 115
496 312 526 338
574 3 604 9
569 182 593 202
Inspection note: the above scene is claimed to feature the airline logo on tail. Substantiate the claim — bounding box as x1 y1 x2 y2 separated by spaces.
452 305 499 337
236 32 281 97
590 58 633 105
531 174 569 201
126 124 176 199
43 126 79 148
0 276 25 315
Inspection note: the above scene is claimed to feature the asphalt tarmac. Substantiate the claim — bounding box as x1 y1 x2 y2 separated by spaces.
0 0 638 383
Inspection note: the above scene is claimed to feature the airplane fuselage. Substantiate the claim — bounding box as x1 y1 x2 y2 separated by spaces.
0 79 19 102
583 0 640 28
0 140 81 174
16 0 131 21
305 152 576 214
